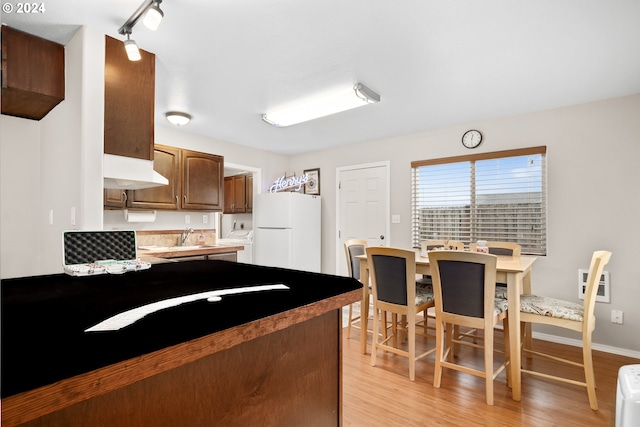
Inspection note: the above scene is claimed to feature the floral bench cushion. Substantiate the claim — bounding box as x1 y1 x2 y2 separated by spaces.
416 286 435 305
493 297 509 316
495 285 508 299
520 294 584 321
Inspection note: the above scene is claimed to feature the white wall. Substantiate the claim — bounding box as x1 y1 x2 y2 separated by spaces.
0 26 104 278
289 93 640 354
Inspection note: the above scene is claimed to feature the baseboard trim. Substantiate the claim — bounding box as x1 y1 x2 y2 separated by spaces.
532 331 640 360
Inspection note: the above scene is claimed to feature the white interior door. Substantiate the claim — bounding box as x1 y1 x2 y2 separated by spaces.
336 162 389 276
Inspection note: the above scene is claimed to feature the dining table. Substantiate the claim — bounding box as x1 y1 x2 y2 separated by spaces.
357 249 537 402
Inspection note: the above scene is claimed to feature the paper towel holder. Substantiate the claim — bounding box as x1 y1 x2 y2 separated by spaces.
123 209 157 223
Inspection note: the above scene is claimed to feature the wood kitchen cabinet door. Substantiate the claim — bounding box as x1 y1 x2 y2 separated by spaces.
104 35 155 161
128 145 180 210
223 175 247 213
245 174 253 213
104 189 128 208
181 150 224 211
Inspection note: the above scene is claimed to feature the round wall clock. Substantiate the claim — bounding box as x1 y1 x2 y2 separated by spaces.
462 130 482 149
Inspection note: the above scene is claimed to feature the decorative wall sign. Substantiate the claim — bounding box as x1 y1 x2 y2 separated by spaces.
303 168 320 195
269 173 309 193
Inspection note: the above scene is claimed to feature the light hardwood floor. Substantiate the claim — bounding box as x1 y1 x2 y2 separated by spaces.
341 322 639 427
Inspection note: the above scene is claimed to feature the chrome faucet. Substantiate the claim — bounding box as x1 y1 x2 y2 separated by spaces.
180 228 194 246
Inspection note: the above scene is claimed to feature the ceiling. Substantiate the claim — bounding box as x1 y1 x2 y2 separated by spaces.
4 0 640 155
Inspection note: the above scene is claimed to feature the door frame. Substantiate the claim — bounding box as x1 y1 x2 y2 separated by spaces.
335 161 391 276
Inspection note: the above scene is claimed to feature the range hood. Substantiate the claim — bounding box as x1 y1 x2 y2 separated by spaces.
103 154 168 190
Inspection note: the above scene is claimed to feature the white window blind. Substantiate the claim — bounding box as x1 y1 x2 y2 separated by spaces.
411 147 547 255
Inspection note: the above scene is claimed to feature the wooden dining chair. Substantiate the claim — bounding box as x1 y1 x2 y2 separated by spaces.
469 241 521 298
429 250 510 405
367 247 436 381
519 250 612 410
416 240 466 332
457 241 522 349
469 241 522 256
420 239 465 255
344 239 369 337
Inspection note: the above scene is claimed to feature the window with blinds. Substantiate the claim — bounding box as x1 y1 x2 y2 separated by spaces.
411 146 547 255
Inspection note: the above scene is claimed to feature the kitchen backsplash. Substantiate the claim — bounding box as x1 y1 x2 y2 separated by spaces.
136 229 217 247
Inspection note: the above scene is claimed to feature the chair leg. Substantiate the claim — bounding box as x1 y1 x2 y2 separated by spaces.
503 317 511 388
445 323 454 362
392 314 398 349
381 310 388 341
408 314 416 381
370 305 380 366
433 319 445 388
484 325 494 406
347 303 354 337
452 324 460 357
583 335 598 410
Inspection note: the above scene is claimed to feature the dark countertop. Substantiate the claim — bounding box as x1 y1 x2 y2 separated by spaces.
1 260 361 398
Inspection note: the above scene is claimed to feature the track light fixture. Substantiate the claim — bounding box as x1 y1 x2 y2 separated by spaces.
143 1 164 31
118 0 164 61
262 83 381 127
123 30 141 61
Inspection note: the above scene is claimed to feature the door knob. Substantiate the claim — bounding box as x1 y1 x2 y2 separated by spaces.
380 235 385 240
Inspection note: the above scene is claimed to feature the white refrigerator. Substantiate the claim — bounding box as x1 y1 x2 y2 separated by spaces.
254 192 321 273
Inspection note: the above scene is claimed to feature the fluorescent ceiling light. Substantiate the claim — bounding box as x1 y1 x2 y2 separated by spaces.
166 111 192 126
143 2 164 31
262 83 380 127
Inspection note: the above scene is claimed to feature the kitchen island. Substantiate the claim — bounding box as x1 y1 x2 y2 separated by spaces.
1 260 361 427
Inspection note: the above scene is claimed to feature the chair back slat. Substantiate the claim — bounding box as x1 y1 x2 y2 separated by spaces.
438 260 486 318
347 244 366 280
488 247 513 256
371 254 408 305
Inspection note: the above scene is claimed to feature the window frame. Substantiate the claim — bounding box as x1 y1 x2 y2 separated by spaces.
411 146 547 256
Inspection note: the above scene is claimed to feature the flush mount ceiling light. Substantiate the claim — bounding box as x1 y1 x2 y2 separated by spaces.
166 111 192 126
262 83 380 127
118 0 164 61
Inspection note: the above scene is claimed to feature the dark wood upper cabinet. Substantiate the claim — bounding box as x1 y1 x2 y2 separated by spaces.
128 145 181 210
104 35 155 161
181 150 224 211
246 174 253 213
103 146 224 211
104 189 128 209
224 175 250 214
1 25 65 120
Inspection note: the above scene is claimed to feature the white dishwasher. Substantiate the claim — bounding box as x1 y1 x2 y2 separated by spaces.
218 229 253 264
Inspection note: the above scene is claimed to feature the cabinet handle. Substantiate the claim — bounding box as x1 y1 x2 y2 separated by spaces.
175 196 179 205
122 191 127 203
183 195 187 204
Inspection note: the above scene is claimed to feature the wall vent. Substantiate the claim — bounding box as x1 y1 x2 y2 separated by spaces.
578 269 610 303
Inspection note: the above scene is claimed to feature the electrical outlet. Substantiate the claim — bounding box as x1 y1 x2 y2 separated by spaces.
203 215 208 224
611 310 624 324
185 215 191 224
392 214 400 224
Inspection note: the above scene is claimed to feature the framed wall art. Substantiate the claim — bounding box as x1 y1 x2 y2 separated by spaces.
303 168 320 195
